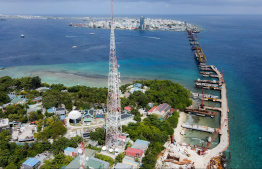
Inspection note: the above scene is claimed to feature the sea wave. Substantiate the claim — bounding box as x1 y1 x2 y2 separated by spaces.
66 36 78 38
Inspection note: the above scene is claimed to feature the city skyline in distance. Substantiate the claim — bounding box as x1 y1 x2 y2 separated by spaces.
0 0 262 15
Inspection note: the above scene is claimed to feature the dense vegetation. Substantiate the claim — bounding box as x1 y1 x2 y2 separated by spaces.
42 85 107 110
115 152 125 164
121 80 192 111
34 117 67 140
0 76 108 111
0 129 82 169
0 76 41 105
90 128 106 145
123 112 179 169
40 153 73 169
94 153 114 168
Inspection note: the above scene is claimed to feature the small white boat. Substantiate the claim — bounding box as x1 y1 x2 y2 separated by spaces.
72 46 77 48
90 33 95 35
21 34 25 38
181 129 185 135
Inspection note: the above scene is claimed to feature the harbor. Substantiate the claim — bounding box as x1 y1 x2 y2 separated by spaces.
158 27 229 169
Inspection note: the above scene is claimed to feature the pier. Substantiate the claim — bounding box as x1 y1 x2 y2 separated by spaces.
185 108 218 117
204 106 222 112
195 83 221 90
194 79 219 84
182 123 216 133
202 70 229 165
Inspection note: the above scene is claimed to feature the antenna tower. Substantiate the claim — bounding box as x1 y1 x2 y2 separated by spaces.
79 142 86 168
106 0 122 148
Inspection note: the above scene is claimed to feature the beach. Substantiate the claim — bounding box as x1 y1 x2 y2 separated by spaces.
174 112 187 144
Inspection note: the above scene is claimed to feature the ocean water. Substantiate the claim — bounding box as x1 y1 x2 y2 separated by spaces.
0 15 262 168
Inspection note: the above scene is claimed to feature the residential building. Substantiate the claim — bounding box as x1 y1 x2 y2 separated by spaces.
64 147 77 157
0 119 9 133
115 163 133 169
27 103 42 114
148 103 171 120
131 139 150 153
22 158 40 169
11 95 27 105
123 155 140 168
125 148 143 158
55 108 66 116
124 106 132 112
140 16 145 30
121 111 136 125
7 92 16 100
47 107 66 116
34 153 51 167
65 153 108 169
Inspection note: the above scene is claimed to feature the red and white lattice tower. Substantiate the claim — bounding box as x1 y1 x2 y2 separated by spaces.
106 0 122 148
79 142 86 169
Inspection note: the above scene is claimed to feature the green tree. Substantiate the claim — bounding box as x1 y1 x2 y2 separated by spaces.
0 93 10 104
115 152 125 164
5 162 17 169
90 128 105 145
29 111 38 122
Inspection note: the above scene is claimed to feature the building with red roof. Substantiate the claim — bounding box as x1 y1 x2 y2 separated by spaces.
124 106 132 112
125 148 143 158
147 103 171 120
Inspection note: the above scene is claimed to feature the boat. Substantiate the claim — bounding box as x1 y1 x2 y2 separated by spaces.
69 23 72 26
21 34 25 38
72 46 77 48
90 33 95 35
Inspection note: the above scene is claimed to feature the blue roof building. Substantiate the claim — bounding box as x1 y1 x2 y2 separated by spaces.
60 115 66 120
134 139 150 146
47 107 56 113
133 83 142 88
8 94 16 100
64 147 75 152
11 95 27 104
22 158 40 169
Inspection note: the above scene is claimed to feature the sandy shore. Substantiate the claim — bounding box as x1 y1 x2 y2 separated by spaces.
174 111 187 144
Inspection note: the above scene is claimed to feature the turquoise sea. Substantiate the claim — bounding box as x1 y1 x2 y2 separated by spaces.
0 15 262 168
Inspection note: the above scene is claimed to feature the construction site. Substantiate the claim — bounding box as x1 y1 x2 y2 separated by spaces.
156 28 229 169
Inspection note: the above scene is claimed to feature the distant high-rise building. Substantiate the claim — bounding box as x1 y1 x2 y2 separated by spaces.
140 16 145 30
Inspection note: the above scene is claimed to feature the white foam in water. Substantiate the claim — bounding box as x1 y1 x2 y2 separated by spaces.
187 114 194 124
191 137 205 143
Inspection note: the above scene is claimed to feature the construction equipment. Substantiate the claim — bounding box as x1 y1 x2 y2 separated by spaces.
200 88 204 108
184 149 191 157
198 119 228 155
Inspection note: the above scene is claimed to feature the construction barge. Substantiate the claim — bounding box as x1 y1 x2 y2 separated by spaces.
185 108 218 118
194 79 219 84
195 46 207 64
182 123 215 133
190 41 199 45
195 83 221 90
192 93 219 99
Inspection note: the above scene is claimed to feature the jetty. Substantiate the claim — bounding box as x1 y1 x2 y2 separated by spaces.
195 83 221 90
185 108 218 118
182 123 216 133
194 79 219 84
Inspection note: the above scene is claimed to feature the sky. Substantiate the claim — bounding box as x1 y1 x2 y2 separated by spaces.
0 0 262 15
